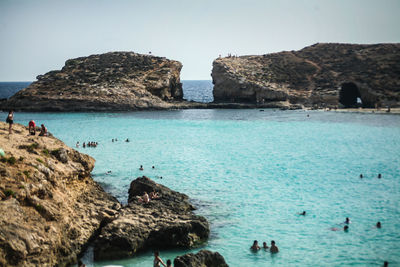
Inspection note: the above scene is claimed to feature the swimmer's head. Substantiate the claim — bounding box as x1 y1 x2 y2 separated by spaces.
344 225 349 231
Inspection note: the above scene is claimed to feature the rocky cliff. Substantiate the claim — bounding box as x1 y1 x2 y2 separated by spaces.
0 122 121 266
2 52 183 111
93 176 209 260
212 43 400 108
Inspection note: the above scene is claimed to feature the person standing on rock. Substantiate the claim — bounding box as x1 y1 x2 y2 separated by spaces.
6 110 13 134
154 251 167 267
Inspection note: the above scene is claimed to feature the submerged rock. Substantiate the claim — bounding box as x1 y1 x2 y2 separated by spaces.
0 122 120 266
174 250 229 267
212 43 400 109
2 52 183 111
93 176 209 260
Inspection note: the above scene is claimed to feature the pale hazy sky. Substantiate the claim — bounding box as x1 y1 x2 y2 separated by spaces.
1 0 399 81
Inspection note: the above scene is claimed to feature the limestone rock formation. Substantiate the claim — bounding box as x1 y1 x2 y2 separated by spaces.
93 176 210 260
174 250 229 267
212 43 400 108
2 52 183 111
0 122 121 266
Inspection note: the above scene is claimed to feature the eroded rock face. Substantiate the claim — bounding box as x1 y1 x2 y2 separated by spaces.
93 176 210 260
174 250 229 267
212 43 400 108
0 122 121 267
2 52 183 111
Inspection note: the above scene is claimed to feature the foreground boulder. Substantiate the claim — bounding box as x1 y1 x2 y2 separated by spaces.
212 43 400 109
2 52 184 111
93 176 209 260
174 250 229 267
0 122 121 266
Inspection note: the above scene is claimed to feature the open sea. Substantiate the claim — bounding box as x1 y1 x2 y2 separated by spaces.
1 82 400 266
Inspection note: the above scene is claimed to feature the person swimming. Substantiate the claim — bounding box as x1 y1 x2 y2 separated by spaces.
139 165 144 171
298 211 306 216
250 240 260 251
270 240 279 253
344 217 350 224
378 173 382 179
360 174 363 178
376 222 382 228
330 225 349 231
262 242 268 249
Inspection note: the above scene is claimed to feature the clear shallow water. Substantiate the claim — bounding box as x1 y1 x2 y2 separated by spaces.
2 109 400 267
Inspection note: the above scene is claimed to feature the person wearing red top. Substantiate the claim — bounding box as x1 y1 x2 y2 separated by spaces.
28 120 36 135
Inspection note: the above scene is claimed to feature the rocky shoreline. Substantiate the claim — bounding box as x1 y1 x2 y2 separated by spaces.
0 122 227 266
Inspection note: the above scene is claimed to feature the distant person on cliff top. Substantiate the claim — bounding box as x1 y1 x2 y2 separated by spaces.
39 124 48 136
250 240 260 251
270 240 279 253
28 120 36 135
6 110 13 134
153 251 167 267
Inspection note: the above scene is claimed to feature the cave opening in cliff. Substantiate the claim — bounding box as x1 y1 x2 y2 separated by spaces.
339 82 361 107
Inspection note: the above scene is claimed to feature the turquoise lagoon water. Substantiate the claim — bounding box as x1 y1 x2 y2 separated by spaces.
2 109 400 266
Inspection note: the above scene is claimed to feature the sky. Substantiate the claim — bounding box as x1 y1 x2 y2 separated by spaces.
0 0 400 81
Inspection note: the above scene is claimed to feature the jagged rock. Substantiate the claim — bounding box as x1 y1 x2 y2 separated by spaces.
174 250 229 267
93 176 209 260
0 122 120 267
2 52 183 111
212 43 400 108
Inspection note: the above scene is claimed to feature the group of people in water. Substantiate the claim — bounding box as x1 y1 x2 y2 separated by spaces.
359 173 382 179
111 138 130 142
76 141 98 148
251 240 279 254
329 217 383 231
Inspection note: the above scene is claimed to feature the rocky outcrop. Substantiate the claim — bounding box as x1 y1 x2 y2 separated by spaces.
93 176 209 260
0 122 121 266
2 52 183 111
174 250 229 267
212 43 400 108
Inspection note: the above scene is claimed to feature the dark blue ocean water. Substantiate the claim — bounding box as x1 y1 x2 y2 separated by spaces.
0 82 31 99
0 80 213 102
